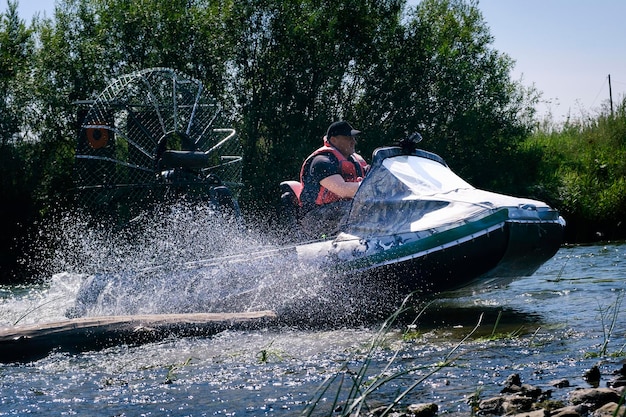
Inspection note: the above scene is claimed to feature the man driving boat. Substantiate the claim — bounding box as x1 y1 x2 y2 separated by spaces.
299 121 370 238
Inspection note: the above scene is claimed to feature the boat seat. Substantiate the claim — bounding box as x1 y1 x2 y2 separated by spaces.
280 180 302 199
279 181 303 236
158 150 210 170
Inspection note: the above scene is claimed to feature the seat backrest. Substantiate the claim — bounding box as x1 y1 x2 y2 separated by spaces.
279 180 303 200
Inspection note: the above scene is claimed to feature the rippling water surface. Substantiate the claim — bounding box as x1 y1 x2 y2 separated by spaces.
1 209 625 416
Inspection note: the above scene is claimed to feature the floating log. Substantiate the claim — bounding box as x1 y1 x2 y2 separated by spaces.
0 311 278 363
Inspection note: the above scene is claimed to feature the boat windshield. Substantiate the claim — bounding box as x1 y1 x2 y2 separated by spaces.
343 147 537 237
381 154 473 196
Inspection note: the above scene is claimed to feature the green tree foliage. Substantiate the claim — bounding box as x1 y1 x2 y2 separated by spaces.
356 0 540 192
92 0 233 93
0 0 32 145
225 0 406 206
0 0 37 281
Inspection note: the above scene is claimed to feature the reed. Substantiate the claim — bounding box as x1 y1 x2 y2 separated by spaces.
302 295 483 416
614 387 626 417
12 296 65 326
163 357 193 384
256 340 284 363
585 290 625 358
476 310 526 342
525 100 626 241
466 386 483 417
600 291 625 358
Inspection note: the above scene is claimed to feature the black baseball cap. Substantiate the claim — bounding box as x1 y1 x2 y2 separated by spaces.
326 121 361 138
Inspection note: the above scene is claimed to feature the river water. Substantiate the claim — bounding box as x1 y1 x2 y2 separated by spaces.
1 210 625 416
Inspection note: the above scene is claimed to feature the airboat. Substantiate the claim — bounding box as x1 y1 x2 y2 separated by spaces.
0 69 567 361
68 67 565 319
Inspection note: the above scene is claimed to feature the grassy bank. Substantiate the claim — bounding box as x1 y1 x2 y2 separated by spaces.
523 99 626 243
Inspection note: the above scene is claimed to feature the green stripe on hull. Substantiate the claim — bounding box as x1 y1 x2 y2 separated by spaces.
339 209 510 272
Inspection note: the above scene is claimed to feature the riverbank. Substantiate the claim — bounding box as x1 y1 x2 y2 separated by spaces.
376 366 626 417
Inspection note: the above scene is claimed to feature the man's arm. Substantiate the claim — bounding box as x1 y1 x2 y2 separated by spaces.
320 174 360 198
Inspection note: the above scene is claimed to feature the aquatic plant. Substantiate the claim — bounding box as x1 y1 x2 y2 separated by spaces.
302 295 482 416
12 295 65 326
526 100 626 242
163 357 193 384
614 388 626 417
256 340 284 363
477 310 526 342
600 292 623 357
586 290 625 358
466 385 483 417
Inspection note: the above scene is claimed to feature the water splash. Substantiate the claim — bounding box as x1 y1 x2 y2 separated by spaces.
15 202 361 325
0 273 82 326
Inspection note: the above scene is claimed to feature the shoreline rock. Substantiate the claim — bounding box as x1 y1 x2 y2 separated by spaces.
369 365 626 417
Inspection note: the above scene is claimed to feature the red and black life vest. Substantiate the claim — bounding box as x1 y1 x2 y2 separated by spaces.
300 143 369 206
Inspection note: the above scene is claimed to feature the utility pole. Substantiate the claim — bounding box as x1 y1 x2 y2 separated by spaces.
609 74 614 116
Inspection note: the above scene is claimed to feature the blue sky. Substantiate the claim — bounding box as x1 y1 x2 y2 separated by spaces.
3 0 626 123
474 0 626 122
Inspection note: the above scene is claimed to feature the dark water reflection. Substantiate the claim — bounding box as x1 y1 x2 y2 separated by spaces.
1 243 625 416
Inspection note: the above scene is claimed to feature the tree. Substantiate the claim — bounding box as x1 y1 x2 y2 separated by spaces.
355 0 539 192
0 0 33 146
0 1 39 282
225 0 406 207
